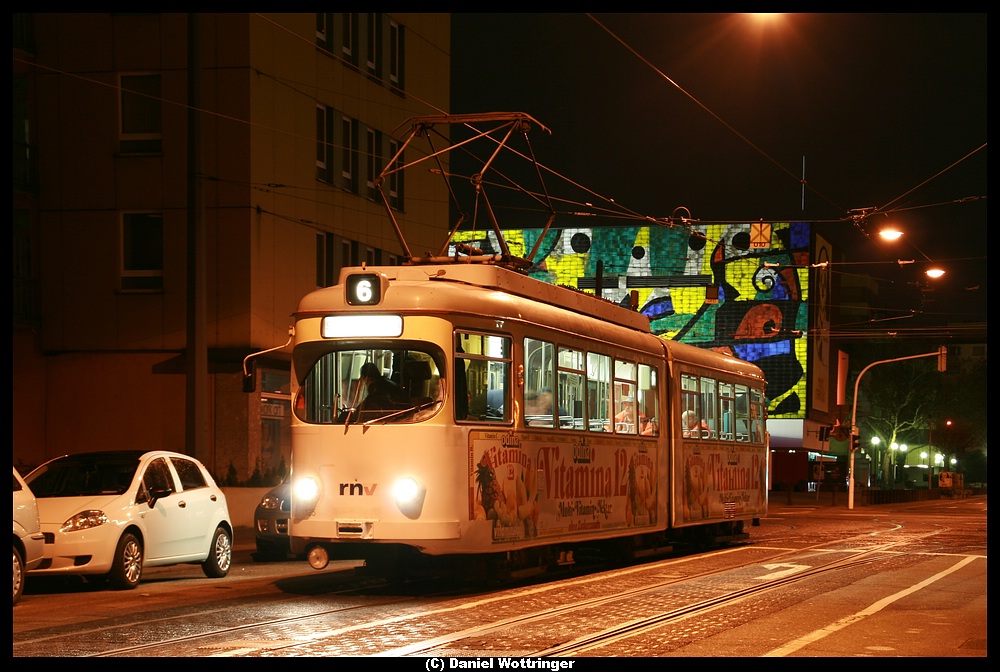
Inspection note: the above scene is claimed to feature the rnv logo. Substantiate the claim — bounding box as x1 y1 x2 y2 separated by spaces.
339 482 378 496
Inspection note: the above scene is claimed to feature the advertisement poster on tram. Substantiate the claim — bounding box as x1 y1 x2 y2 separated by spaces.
469 430 658 543
677 444 767 524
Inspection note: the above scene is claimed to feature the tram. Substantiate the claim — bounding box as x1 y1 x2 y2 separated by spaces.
244 113 768 577
272 262 766 576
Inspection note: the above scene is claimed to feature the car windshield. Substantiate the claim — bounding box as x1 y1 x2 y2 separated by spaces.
27 452 144 497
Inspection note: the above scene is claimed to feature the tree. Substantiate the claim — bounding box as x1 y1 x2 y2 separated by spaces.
847 339 986 487
861 358 938 486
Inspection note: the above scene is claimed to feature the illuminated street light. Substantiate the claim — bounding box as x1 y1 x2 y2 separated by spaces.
879 228 904 241
871 219 947 280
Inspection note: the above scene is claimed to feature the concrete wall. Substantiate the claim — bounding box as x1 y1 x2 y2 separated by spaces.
222 487 270 530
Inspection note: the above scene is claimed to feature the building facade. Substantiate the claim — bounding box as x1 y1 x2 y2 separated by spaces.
13 13 452 481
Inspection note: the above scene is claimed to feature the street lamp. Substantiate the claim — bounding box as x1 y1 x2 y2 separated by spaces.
896 444 907 487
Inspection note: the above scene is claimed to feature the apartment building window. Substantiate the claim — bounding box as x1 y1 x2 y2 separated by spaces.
13 74 34 192
316 105 330 181
316 232 335 287
315 13 328 46
119 74 162 154
366 13 382 78
341 240 353 274
121 212 164 291
366 128 381 200
13 211 38 325
340 115 357 192
389 19 404 91
342 13 358 65
13 13 35 53
387 138 403 211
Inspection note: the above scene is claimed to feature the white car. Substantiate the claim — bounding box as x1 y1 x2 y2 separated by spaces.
25 450 232 590
13 466 45 604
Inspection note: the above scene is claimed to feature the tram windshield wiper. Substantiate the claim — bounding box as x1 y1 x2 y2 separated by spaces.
359 398 443 426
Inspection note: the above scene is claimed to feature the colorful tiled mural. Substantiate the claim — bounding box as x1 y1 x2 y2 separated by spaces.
452 222 810 419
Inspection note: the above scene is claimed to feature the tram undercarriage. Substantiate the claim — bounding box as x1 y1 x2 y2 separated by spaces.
302 519 753 583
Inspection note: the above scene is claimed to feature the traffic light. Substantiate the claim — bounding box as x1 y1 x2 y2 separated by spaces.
938 345 948 372
851 433 860 453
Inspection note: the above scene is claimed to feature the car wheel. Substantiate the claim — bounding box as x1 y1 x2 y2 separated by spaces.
13 545 25 606
202 526 232 578
108 532 143 590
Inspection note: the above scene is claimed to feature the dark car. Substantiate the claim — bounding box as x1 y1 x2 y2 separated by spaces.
253 482 294 560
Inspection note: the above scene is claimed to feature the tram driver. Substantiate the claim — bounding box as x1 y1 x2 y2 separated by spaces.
358 362 405 410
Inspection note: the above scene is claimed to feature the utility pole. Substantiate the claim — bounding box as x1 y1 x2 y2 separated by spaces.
849 348 946 510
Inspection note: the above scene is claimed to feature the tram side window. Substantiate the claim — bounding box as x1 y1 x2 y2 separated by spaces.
637 364 659 436
612 360 638 434
524 337 556 428
558 347 585 430
587 352 611 432
735 384 750 442
718 382 734 441
681 374 700 438
456 331 510 423
700 376 717 439
750 388 764 443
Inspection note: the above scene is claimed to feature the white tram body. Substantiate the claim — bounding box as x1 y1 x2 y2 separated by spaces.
286 263 767 571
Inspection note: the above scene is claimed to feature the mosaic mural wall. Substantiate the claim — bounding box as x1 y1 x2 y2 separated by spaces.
452 222 811 419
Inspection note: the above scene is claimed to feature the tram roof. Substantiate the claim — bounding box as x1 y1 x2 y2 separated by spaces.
295 262 764 386
298 263 653 333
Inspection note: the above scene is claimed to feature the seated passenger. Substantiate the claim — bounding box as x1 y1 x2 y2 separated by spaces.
639 396 658 436
525 390 553 416
525 390 556 427
682 410 709 438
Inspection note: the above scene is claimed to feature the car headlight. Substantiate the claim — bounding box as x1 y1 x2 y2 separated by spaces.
61 510 109 533
259 494 282 510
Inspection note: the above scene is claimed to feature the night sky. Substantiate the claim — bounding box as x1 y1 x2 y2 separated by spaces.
448 13 986 337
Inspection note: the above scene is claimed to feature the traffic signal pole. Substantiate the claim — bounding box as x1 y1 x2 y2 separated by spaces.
848 347 947 510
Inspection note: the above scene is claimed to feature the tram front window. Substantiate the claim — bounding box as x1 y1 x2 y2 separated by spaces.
293 346 444 424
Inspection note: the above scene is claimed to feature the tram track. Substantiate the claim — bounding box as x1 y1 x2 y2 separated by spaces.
383 529 943 658
13 522 953 658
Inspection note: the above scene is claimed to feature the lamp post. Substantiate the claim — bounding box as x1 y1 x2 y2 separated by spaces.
892 444 907 487
928 421 933 490
848 349 944 510
870 437 881 485
890 442 898 485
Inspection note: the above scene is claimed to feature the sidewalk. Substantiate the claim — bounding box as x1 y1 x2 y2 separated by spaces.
768 488 851 510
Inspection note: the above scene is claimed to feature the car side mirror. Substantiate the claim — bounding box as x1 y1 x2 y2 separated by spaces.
147 487 172 508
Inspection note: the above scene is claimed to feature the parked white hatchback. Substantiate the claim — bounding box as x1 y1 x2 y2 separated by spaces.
13 466 45 604
25 450 232 590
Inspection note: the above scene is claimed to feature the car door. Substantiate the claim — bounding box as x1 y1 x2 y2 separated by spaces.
136 457 190 561
165 456 222 558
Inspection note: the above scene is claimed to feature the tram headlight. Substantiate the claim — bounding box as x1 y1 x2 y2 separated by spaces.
293 476 321 514
392 477 426 519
